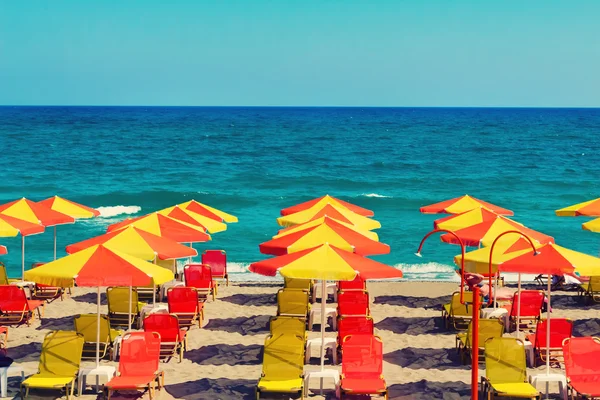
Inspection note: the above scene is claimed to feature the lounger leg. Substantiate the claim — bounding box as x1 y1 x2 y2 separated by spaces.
226 274 229 286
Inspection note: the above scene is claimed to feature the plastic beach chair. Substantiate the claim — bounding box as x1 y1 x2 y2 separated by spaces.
577 276 600 303
30 262 65 302
340 334 388 399
74 314 122 360
562 337 600 399
104 331 164 400
184 264 217 301
337 315 374 349
276 289 310 318
143 313 187 363
283 278 313 292
256 334 305 399
337 290 370 317
269 316 307 339
202 250 229 286
505 290 545 330
0 285 44 326
338 275 366 291
481 337 541 399
456 318 504 364
20 331 85 399
442 291 480 330
526 318 573 365
167 287 204 328
106 287 146 329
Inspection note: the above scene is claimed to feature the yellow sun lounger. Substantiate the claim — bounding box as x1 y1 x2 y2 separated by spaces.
74 314 122 360
481 337 541 399
107 287 146 329
21 331 85 399
256 334 305 399
456 318 504 364
578 276 600 303
276 289 311 319
270 316 307 340
442 291 480 330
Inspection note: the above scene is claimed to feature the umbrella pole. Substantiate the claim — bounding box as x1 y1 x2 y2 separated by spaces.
153 281 156 308
96 286 101 368
189 242 193 264
493 272 498 309
516 273 521 336
546 274 551 376
320 279 326 372
128 285 132 331
21 236 25 281
54 226 57 261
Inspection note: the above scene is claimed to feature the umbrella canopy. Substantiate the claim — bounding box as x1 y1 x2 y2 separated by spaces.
435 208 554 247
66 226 198 261
158 205 227 234
260 220 390 256
38 196 100 219
556 198 600 217
0 214 45 237
0 245 6 256
0 198 75 227
274 215 379 241
277 203 381 231
280 195 374 217
107 213 211 243
420 195 514 216
250 243 402 280
24 244 174 288
582 218 600 233
179 200 238 223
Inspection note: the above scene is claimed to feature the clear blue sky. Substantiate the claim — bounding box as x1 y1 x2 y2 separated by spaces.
1 1 598 106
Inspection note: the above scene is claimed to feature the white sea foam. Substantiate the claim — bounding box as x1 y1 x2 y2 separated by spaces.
394 262 461 281
96 205 142 218
361 193 390 198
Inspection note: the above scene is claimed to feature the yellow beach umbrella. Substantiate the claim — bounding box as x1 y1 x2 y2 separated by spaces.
158 205 227 234
179 200 238 223
277 203 381 231
273 216 379 241
582 218 600 233
556 198 600 217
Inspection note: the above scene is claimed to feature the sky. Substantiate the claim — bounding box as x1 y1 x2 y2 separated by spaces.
0 1 599 107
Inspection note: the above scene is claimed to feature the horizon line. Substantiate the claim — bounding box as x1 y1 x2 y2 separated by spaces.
1 105 599 109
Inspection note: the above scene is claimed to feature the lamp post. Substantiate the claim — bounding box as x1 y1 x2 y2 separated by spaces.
416 229 480 400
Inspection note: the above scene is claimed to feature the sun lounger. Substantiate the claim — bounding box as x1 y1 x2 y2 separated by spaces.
340 334 388 399
202 250 229 286
256 334 305 399
74 314 122 360
526 318 572 365
0 263 18 285
562 337 600 399
30 262 66 302
577 276 600 303
269 316 307 339
337 315 374 348
106 287 146 329
504 290 545 331
184 264 217 301
104 331 164 400
338 275 366 291
456 318 504 364
276 288 311 318
337 290 370 317
0 285 44 326
21 331 85 399
143 313 187 363
167 287 204 328
481 337 541 399
442 291 480 330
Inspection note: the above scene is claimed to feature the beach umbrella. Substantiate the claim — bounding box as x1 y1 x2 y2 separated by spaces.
250 243 402 371
157 205 227 234
582 218 600 233
179 200 238 223
274 216 379 241
66 226 197 261
260 219 390 256
434 208 554 247
280 195 374 217
277 203 381 231
555 198 600 217
107 213 211 243
420 195 514 216
0 198 74 279
38 196 100 260
0 245 6 256
24 244 174 369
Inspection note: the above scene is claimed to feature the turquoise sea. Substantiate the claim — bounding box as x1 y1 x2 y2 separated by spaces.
1 106 599 281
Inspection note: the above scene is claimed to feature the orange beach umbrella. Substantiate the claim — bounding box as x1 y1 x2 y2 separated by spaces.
179 200 238 223
158 205 227 234
420 195 514 216
107 213 211 243
0 245 6 256
260 219 389 256
280 195 374 217
555 198 600 217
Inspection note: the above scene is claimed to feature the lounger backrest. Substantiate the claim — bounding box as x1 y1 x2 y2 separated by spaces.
534 318 573 349
484 337 527 384
107 287 141 313
74 314 111 343
589 276 600 291
467 318 504 348
338 316 374 344
277 289 309 316
341 334 383 378
143 313 180 342
0 264 8 285
510 290 544 317
0 285 28 311
283 278 311 291
38 331 84 377
270 316 306 337
119 332 161 377
167 287 199 313
184 264 213 288
201 250 227 277
262 334 304 379
339 275 366 291
450 291 475 317
562 337 600 379
338 290 369 316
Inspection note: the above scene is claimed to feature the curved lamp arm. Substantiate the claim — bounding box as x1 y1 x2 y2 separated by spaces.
416 229 467 304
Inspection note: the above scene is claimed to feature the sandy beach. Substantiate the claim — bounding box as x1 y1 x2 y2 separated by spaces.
3 280 597 400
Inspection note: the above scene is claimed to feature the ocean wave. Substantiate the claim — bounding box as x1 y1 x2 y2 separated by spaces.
96 205 142 218
361 193 390 198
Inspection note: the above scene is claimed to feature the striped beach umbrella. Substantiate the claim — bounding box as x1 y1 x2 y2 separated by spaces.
277 203 381 231
179 200 238 223
274 215 379 241
0 245 7 256
420 195 514 216
107 213 211 243
158 205 227 234
280 195 374 217
556 198 600 217
583 218 600 233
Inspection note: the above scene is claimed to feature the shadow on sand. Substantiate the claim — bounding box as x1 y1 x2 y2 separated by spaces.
165 378 257 400
71 291 107 305
203 315 270 335
387 380 471 399
186 344 263 366
573 318 600 337
218 293 276 307
374 295 452 309
384 348 467 370
375 316 450 335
